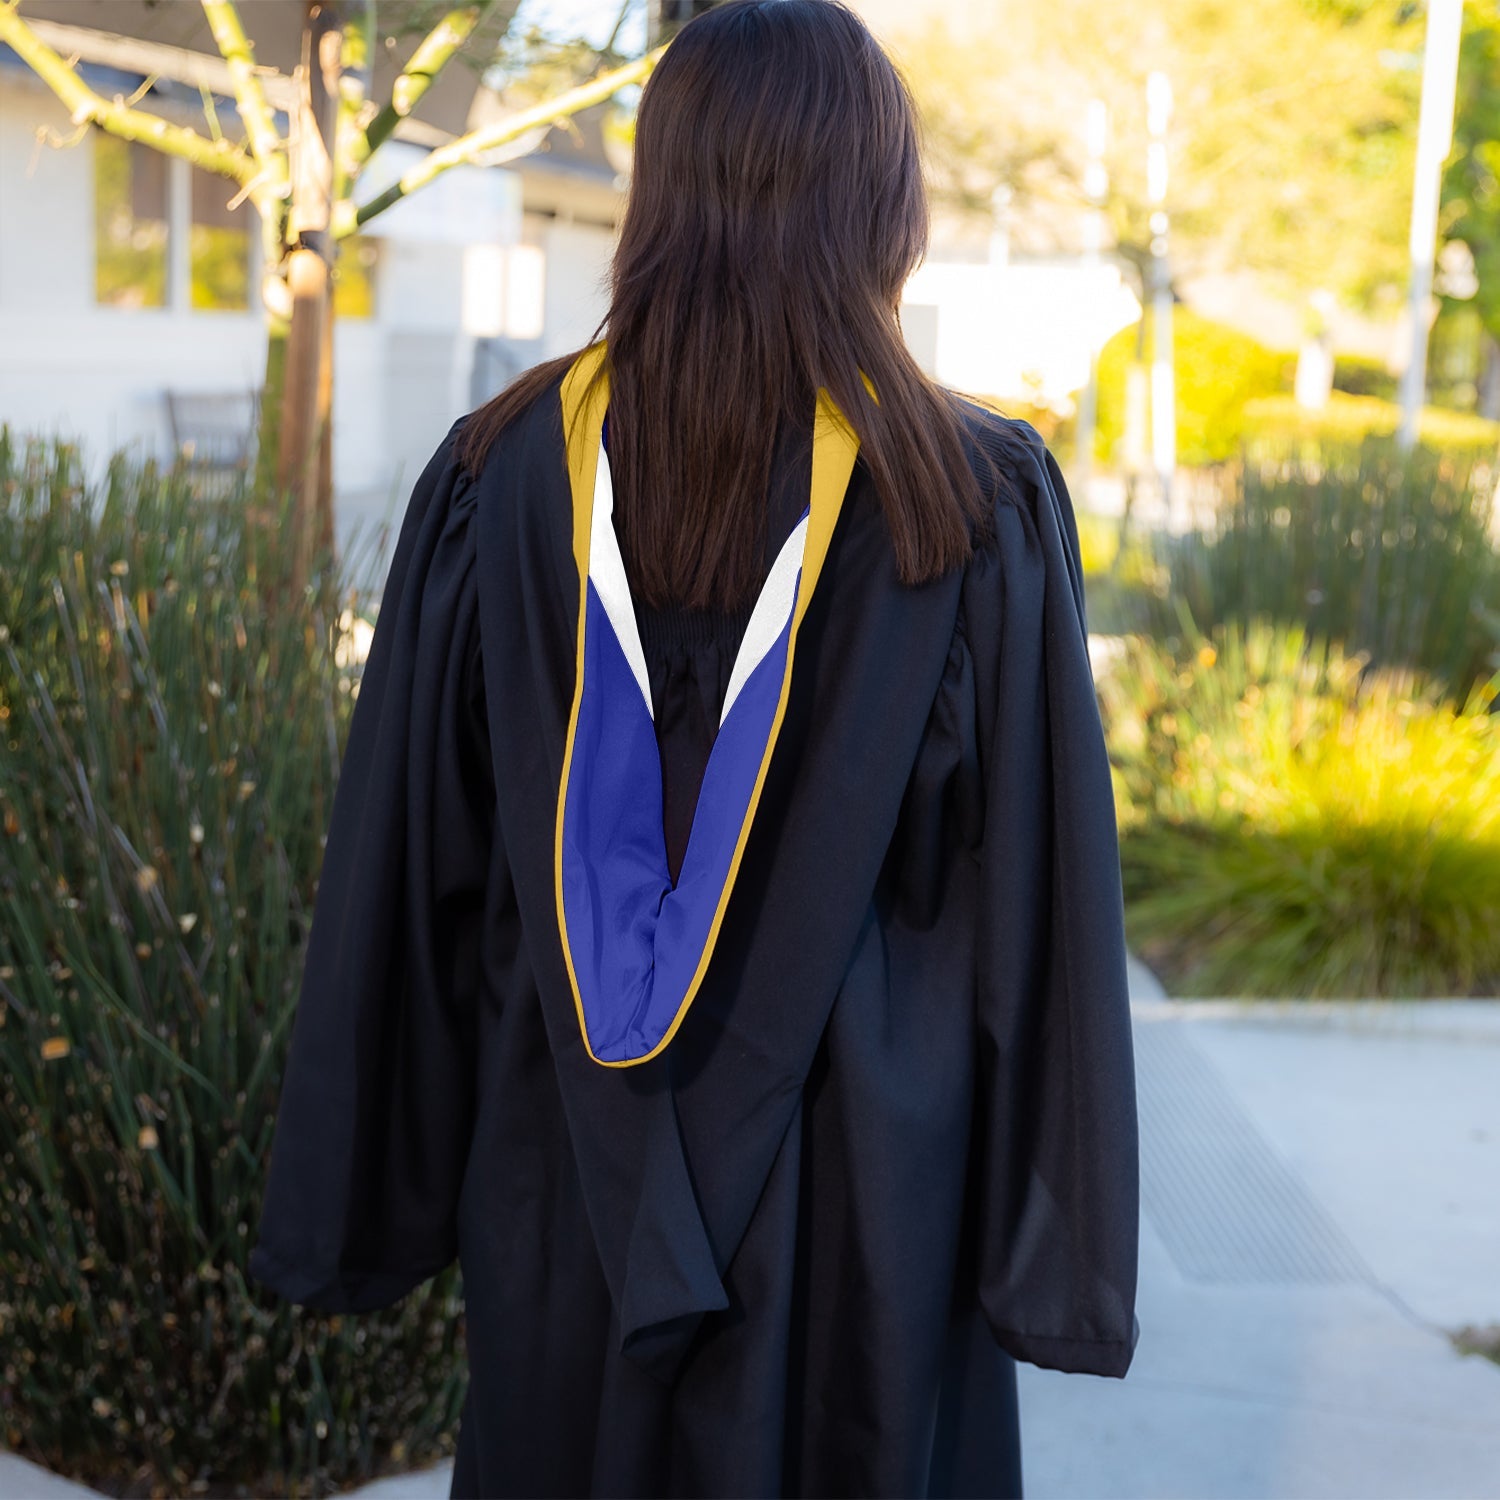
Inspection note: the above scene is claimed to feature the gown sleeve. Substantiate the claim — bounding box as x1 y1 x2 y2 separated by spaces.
247 418 494 1313
963 418 1141 1378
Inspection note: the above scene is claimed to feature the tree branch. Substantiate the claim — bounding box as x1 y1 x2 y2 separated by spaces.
0 1 254 183
352 2 495 174
347 42 664 233
603 0 633 57
198 0 288 196
333 0 375 206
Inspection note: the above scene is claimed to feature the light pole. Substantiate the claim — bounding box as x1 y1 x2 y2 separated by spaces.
1073 98 1109 509
989 182 1013 268
1397 0 1465 451
1146 70 1176 524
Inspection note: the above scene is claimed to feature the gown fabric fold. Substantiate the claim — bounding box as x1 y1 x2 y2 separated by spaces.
248 356 1140 1500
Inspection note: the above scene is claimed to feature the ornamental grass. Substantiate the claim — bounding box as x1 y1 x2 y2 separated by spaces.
0 432 465 1497
1101 619 1500 999
1160 434 1500 697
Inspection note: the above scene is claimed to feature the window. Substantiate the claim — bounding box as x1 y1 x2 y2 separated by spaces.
94 134 167 308
190 164 251 311
94 131 254 312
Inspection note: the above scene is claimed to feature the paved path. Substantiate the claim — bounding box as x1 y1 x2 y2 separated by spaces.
7 966 1498 1499
1019 967 1500 1498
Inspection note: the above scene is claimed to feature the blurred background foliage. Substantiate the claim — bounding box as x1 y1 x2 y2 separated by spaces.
894 0 1500 447
1099 620 1500 998
895 0 1429 312
1094 310 1299 467
1080 433 1500 995
1239 393 1500 455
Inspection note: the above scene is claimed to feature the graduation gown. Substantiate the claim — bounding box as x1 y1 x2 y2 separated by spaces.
247 342 1141 1499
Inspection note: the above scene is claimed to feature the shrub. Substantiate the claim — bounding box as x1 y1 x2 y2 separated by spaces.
1161 433 1500 696
0 433 466 1496
1096 308 1297 467
1075 511 1122 576
1100 620 1500 998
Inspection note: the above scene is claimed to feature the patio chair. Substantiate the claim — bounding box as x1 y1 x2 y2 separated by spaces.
163 388 261 500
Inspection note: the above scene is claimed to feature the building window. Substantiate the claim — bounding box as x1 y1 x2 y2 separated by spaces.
94 131 254 312
190 164 251 311
94 134 167 308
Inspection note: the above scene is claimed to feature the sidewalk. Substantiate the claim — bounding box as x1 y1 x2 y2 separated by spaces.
6 964 1498 1500
1017 961 1500 1499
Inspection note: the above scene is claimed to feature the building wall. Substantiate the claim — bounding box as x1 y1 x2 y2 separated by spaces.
0 75 507 528
0 82 268 464
535 214 616 356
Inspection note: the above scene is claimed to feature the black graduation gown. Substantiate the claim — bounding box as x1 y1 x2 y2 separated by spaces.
247 354 1141 1500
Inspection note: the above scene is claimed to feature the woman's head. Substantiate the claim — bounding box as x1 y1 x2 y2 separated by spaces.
619 0 927 323
458 0 1008 610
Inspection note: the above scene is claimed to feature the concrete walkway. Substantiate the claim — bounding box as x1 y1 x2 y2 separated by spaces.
6 964 1499 1499
1016 963 1500 1499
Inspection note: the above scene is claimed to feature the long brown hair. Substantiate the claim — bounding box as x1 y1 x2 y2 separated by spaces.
455 0 1011 611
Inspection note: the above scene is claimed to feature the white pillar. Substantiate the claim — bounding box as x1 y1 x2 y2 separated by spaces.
1074 98 1109 508
1146 71 1175 522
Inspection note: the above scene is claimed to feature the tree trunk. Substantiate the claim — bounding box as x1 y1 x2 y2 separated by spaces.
276 1 340 601
277 247 331 597
317 279 334 560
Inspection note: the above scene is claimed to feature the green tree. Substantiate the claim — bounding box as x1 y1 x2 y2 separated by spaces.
890 0 1425 317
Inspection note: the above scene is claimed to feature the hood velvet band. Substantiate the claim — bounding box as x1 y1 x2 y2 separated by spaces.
554 340 867 1066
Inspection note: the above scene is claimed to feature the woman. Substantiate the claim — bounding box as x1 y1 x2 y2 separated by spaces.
248 2 1141 1496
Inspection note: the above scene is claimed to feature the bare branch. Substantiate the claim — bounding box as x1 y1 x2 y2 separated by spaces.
347 42 664 234
603 0 633 56
352 2 495 173
199 0 287 194
0 1 255 184
333 0 375 206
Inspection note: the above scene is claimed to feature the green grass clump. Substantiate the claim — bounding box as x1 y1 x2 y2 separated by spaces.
0 432 466 1496
1100 620 1500 998
1162 433 1500 696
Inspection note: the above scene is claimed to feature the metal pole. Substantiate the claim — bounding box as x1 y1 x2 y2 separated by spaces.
1397 0 1465 451
1073 98 1108 509
1146 71 1176 525
989 182 1013 268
